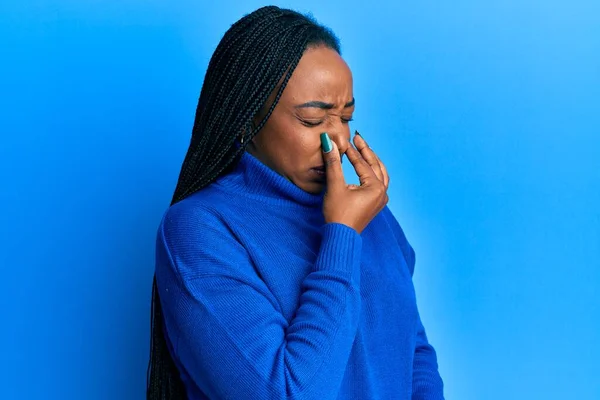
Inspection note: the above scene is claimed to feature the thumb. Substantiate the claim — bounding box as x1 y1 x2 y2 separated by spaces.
321 132 345 188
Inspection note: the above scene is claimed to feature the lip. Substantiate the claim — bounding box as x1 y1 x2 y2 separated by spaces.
310 166 326 180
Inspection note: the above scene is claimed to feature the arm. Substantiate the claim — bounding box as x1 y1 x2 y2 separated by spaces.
412 310 444 399
155 205 363 400
381 206 445 399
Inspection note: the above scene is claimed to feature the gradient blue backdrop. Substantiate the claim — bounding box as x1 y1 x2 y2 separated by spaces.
1 1 599 399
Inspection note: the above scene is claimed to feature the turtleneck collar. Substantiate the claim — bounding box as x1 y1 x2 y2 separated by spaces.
213 151 325 208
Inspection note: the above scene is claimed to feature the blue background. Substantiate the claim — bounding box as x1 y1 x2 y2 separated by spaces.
1 1 599 399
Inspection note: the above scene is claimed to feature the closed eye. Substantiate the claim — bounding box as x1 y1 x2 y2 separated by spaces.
297 116 353 127
299 119 323 127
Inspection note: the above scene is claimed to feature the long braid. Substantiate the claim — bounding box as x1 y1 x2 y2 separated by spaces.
147 6 341 399
179 26 312 198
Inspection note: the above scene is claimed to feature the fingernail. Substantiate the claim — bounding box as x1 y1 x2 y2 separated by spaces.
320 132 333 153
355 130 361 136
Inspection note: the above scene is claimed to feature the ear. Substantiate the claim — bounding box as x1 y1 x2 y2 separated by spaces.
239 120 258 145
238 127 245 144
247 119 260 139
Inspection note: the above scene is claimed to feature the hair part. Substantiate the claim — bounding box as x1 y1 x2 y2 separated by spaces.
147 6 340 399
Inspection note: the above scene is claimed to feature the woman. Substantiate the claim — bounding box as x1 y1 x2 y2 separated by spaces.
147 6 444 400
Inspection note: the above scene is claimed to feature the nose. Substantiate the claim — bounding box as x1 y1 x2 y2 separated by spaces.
328 129 350 158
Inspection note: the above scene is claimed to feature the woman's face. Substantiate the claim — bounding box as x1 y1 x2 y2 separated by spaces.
246 45 354 194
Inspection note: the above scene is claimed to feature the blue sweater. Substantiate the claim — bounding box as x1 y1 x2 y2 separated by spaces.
155 151 444 399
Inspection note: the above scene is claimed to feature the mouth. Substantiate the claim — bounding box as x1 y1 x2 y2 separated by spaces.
310 165 326 179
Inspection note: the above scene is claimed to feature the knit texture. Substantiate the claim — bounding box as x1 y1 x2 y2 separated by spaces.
155 151 444 399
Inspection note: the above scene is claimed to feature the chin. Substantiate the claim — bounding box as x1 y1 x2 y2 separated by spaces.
303 182 326 195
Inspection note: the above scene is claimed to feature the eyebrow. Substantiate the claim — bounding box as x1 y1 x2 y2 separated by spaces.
295 97 355 109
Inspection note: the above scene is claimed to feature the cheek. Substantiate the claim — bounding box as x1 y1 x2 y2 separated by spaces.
270 117 316 152
255 115 289 149
258 112 322 171
255 118 301 164
298 131 320 153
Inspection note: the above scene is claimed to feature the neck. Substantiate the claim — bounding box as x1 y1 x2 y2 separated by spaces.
214 150 325 208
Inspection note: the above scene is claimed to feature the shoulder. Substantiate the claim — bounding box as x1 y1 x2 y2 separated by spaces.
158 189 238 252
156 190 248 280
163 191 224 227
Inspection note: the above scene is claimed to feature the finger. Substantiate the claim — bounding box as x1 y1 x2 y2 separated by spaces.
353 133 384 182
321 133 346 189
375 154 389 188
345 145 377 186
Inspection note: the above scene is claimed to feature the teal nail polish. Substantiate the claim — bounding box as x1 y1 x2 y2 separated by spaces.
320 132 333 153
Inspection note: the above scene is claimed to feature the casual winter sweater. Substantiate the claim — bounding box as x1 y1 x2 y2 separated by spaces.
155 150 445 400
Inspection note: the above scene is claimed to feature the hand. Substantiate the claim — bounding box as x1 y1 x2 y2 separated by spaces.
352 131 390 189
321 132 389 234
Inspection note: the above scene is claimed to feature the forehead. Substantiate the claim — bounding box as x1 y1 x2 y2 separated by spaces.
282 46 353 104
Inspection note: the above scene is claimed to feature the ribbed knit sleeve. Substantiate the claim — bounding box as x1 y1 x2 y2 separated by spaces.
380 206 445 400
412 312 445 400
155 206 363 400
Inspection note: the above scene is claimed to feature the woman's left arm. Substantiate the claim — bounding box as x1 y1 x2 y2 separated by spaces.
412 305 444 399
379 206 445 399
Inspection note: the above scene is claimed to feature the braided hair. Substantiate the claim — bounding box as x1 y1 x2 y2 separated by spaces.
146 6 341 399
